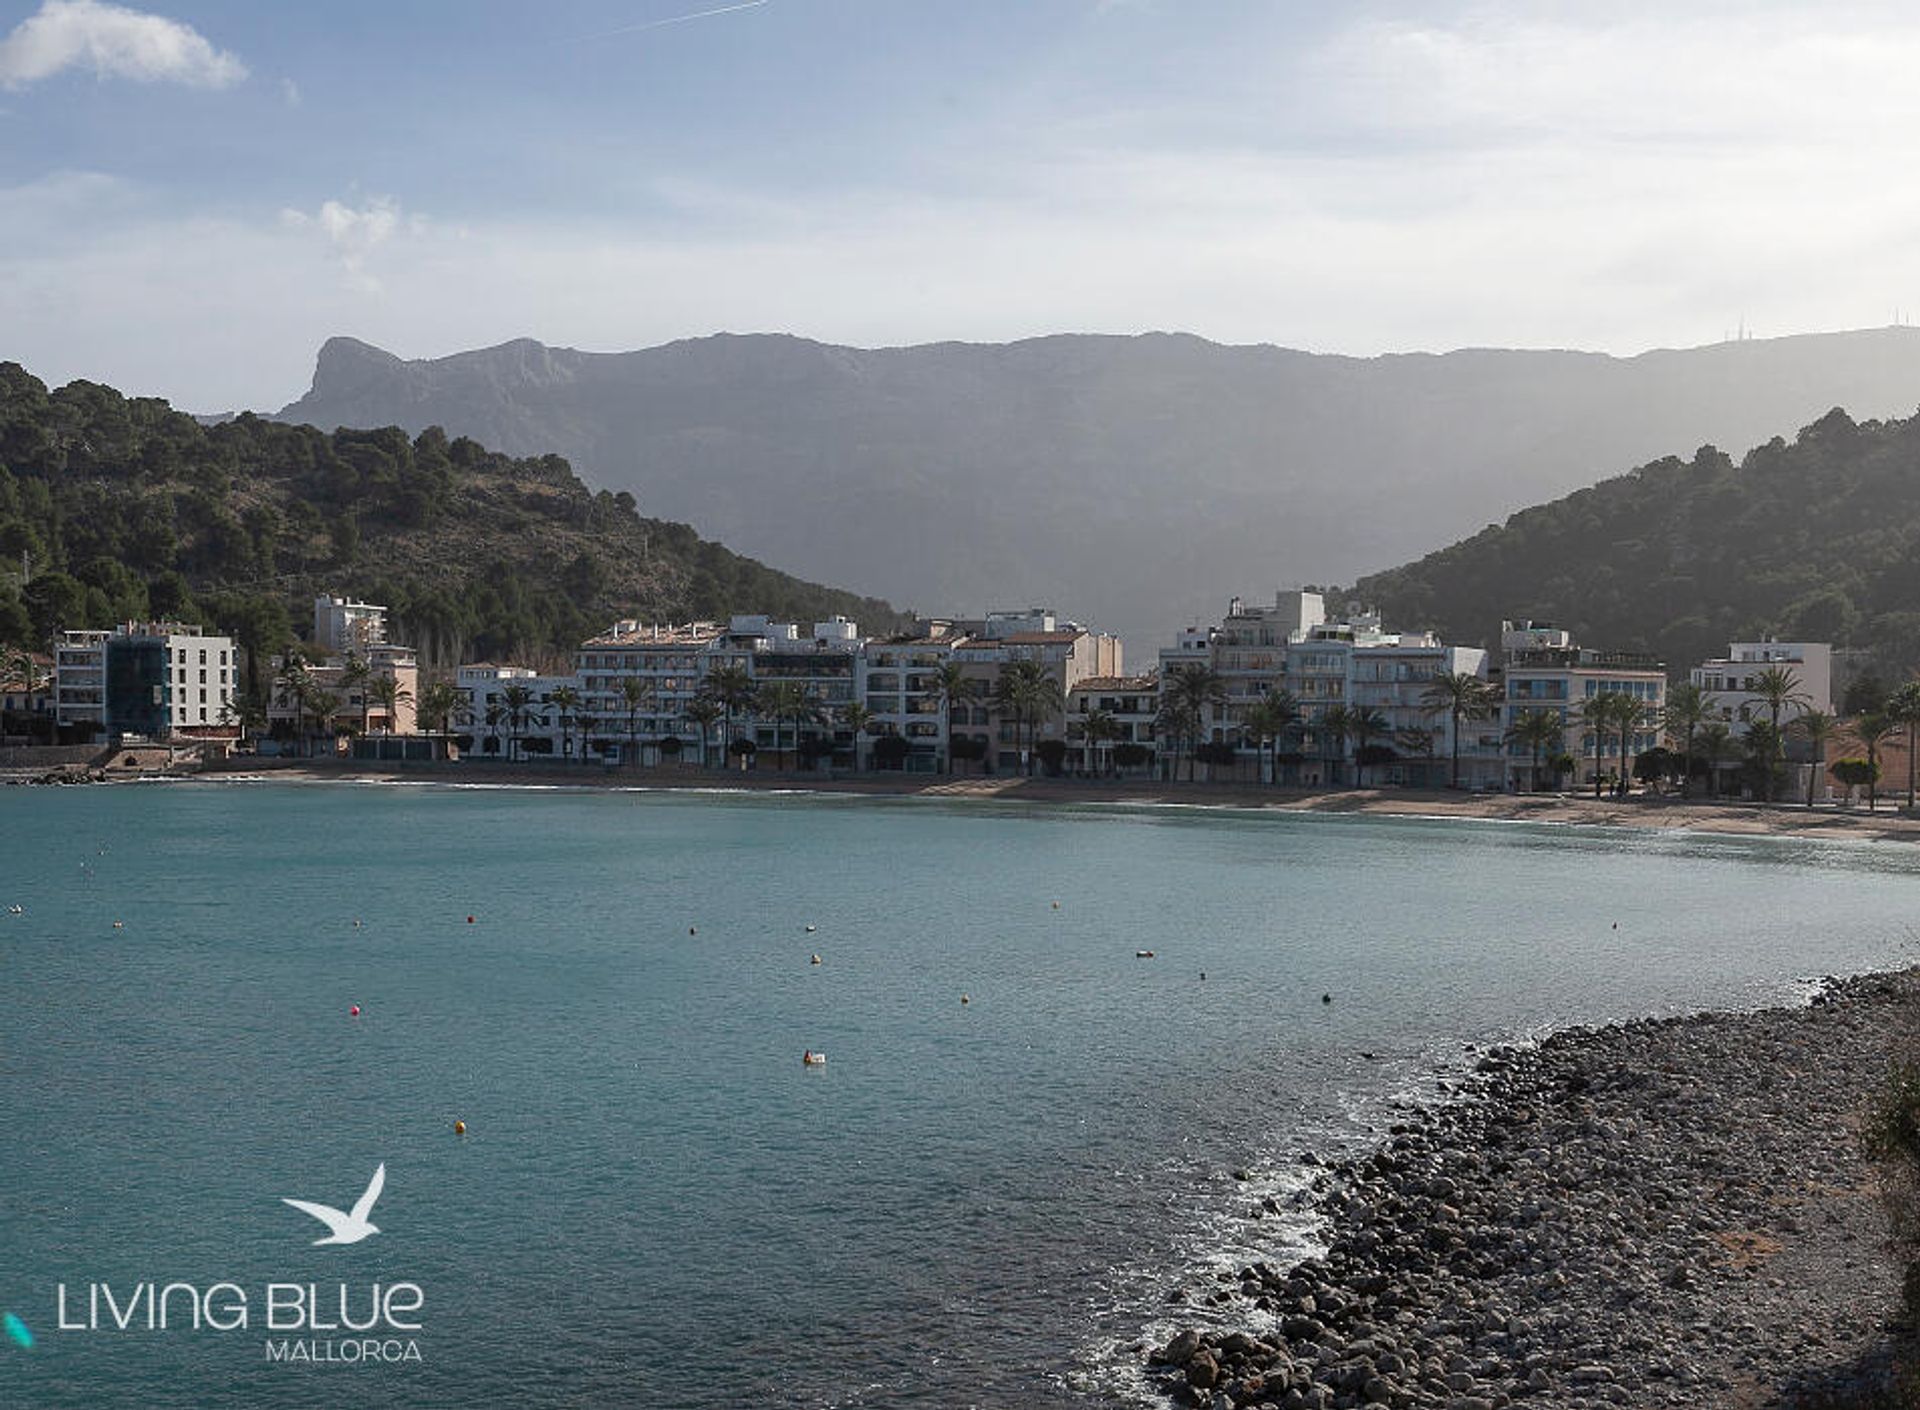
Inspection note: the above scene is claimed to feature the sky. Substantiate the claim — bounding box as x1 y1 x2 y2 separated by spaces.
7 0 1920 411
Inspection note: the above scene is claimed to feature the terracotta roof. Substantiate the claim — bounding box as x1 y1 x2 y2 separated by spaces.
993 631 1084 645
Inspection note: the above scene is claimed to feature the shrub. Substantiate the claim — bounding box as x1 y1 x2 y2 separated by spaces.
1866 1059 1920 1317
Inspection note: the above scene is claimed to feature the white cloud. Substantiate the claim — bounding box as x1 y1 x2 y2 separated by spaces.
280 196 422 293
280 76 299 107
0 0 245 90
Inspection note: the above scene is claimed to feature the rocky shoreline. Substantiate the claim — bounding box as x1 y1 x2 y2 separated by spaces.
1147 971 1918 1409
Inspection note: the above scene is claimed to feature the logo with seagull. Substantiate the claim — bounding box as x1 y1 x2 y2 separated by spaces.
281 1164 386 1246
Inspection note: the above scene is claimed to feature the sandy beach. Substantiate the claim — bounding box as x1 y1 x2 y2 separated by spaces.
177 756 1920 844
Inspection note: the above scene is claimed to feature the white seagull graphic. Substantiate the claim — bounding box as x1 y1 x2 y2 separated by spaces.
281 1164 386 1245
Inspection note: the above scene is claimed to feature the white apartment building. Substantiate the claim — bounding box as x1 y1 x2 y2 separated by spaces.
1500 620 1667 791
54 622 238 742
456 664 586 760
950 609 1124 774
1066 675 1160 775
1164 592 1493 786
860 633 957 772
1690 640 1832 730
575 620 725 764
313 594 390 655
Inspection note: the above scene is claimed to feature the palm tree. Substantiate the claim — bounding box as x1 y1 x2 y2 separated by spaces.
1242 689 1302 786
549 684 582 762
1154 663 1225 781
574 708 600 764
994 659 1063 776
1609 694 1651 798
1395 726 1437 787
300 686 341 757
1577 693 1614 797
1696 721 1733 797
1422 671 1493 789
340 652 373 737
839 701 876 770
1506 708 1562 792
1886 681 1920 809
1661 681 1712 799
1793 709 1838 807
1078 706 1121 778
366 674 412 735
1344 705 1390 786
704 663 757 768
273 650 311 740
931 661 980 775
754 681 825 770
1854 712 1901 813
1743 666 1809 804
685 695 723 769
417 679 461 738
500 683 536 763
618 677 650 768
1315 704 1353 787
483 703 505 758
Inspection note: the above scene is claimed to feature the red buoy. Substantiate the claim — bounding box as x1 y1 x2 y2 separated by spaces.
467 915 476 924
349 1004 361 1017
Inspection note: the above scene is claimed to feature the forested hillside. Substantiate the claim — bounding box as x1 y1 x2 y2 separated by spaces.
0 364 903 683
1347 407 1920 676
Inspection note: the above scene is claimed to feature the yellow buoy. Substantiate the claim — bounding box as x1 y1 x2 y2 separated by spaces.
454 1120 467 1135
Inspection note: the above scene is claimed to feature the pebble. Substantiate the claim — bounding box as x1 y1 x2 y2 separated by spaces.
1143 970 1917 1408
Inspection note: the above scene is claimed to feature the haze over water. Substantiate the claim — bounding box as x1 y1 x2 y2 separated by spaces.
3 782 1917 1408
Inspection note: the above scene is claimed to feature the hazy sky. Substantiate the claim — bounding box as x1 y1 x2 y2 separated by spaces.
7 0 1920 411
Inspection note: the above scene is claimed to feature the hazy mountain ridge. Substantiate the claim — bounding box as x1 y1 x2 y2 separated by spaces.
276 327 1920 649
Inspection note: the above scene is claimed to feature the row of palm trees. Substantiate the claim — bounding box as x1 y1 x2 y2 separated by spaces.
1146 662 1888 805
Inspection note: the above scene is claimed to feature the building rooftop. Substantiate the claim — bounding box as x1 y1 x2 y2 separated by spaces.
582 621 723 647
1071 675 1157 692
986 631 1085 646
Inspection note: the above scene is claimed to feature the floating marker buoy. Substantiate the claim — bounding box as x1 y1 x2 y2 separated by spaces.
1051 901 1060 909
961 994 970 1005
1611 921 1619 930
454 1120 467 1135
349 1004 361 1017
1322 993 1332 1004
805 924 817 933
466 915 476 925
810 954 822 965
1200 971 1207 981
689 926 697 936
111 920 124 929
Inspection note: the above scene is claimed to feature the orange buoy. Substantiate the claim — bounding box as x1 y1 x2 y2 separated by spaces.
454 1120 467 1135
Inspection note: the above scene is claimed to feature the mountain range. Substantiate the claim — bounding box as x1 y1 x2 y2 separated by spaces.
276 327 1920 653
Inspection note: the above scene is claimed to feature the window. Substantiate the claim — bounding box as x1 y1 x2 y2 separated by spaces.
199 650 207 665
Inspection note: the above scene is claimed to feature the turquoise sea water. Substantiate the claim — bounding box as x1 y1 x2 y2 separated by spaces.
3 781 1919 1408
